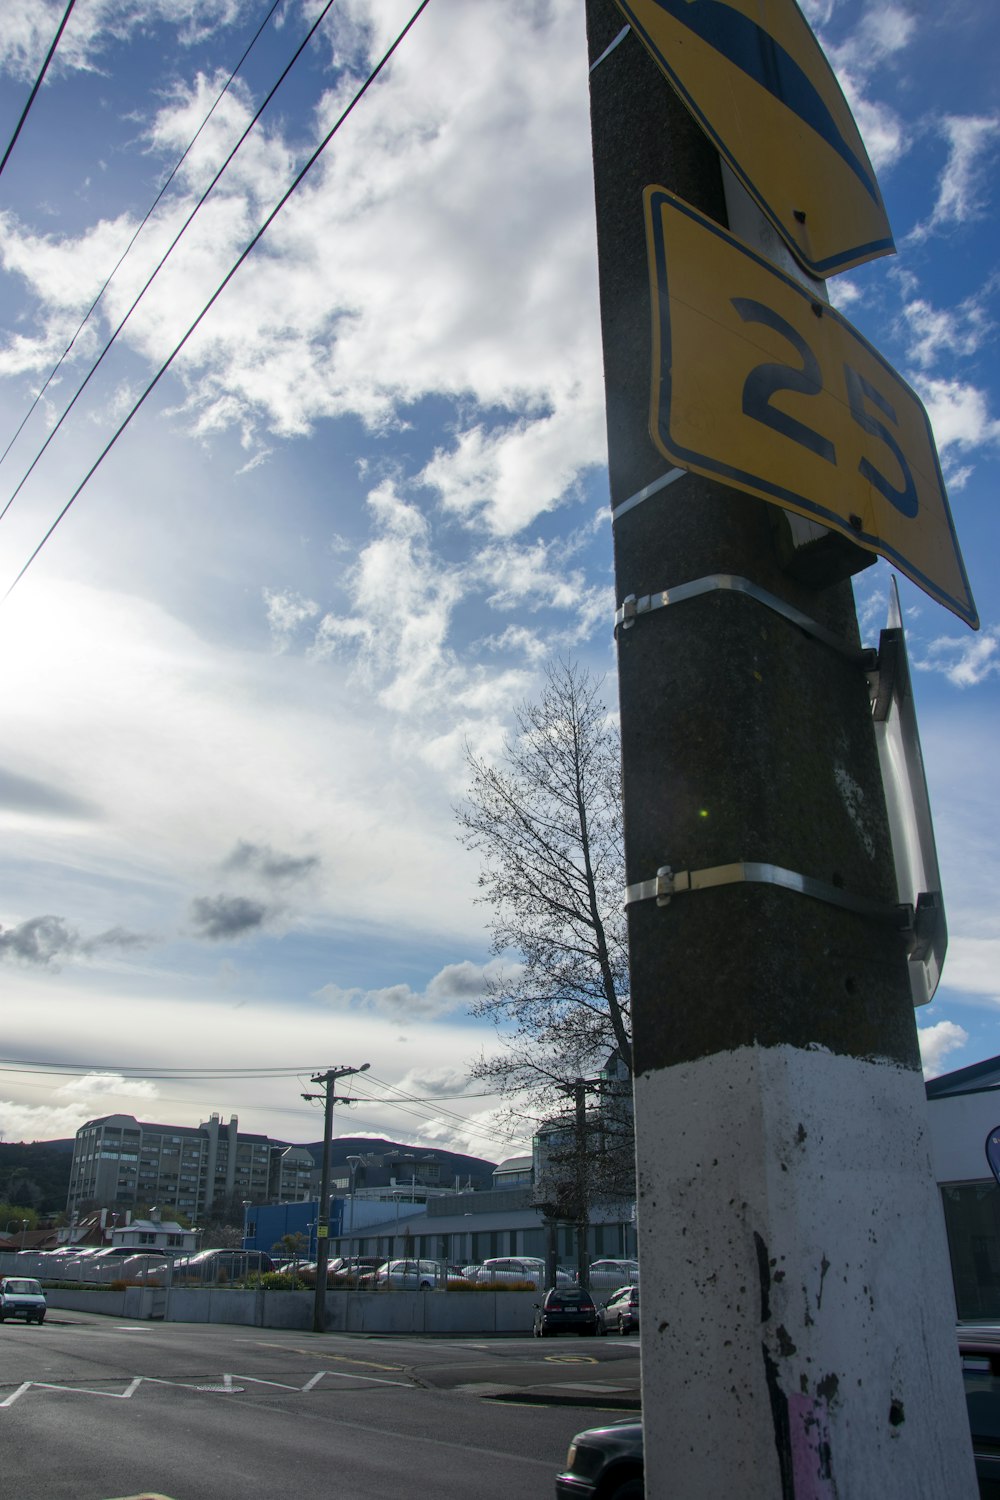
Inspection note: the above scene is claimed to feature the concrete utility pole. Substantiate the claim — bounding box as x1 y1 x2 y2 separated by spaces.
584 4 976 1495
302 1063 369 1334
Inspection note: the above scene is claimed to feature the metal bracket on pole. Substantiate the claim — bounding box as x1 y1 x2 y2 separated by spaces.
625 860 909 926
614 573 875 667
611 466 686 520
589 24 630 73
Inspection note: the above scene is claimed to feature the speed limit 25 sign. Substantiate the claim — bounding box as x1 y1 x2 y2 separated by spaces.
644 187 978 629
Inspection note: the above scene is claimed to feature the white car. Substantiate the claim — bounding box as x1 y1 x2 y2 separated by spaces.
476 1258 576 1290
477 1257 547 1288
0 1277 46 1323
587 1259 639 1291
374 1259 443 1289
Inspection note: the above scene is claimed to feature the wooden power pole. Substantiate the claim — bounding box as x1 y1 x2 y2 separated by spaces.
584 3 977 1494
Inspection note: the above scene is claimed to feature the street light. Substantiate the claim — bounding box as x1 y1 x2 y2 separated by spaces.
3 1219 28 1248
347 1155 365 1267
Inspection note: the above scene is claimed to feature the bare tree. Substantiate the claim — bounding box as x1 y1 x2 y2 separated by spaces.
456 660 631 1114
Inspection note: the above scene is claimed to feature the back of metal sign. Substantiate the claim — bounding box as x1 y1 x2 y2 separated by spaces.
871 577 947 1005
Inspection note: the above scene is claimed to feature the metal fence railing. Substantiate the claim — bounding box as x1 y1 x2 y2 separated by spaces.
1 1249 639 1294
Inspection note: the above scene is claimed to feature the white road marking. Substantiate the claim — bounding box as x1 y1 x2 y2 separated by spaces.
0 1367 412 1410
2 1379 143 1407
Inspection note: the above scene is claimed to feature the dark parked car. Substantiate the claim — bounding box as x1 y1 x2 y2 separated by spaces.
597 1284 639 1336
329 1256 383 1286
533 1286 599 1338
961 1335 1000 1497
556 1337 1000 1499
556 1419 641 1499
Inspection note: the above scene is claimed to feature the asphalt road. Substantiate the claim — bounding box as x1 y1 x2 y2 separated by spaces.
0 1311 641 1500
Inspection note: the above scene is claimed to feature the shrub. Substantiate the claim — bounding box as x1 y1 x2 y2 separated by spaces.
469 1279 536 1292
244 1271 308 1292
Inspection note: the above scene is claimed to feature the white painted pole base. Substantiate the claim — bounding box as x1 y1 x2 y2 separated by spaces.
634 1046 977 1498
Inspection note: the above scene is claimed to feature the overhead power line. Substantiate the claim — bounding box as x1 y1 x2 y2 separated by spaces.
3 0 432 598
0 0 339 532
0 0 286 474
0 1057 502 1101
0 1059 318 1077
0 0 77 184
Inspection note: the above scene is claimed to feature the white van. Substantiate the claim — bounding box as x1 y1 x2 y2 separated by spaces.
0 1277 46 1324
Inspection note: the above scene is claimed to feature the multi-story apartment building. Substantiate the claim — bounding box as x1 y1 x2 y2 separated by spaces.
267 1145 317 1203
66 1112 291 1220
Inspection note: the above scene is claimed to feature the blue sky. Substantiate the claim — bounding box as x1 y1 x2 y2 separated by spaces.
0 0 997 1158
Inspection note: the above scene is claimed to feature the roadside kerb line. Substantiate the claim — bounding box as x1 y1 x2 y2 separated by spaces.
238 1340 402 1371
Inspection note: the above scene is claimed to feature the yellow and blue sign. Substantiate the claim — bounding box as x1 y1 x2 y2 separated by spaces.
616 0 894 278
644 188 977 628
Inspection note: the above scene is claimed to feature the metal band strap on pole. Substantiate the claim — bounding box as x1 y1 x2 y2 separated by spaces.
624 860 907 925
614 572 873 666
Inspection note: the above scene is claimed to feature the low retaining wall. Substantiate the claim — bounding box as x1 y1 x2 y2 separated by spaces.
45 1286 165 1319
44 1286 539 1335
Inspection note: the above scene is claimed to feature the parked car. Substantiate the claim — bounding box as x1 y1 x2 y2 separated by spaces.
597 1284 639 1336
328 1256 383 1286
555 1337 1000 1499
587 1259 639 1292
478 1257 574 1289
115 1254 171 1283
171 1249 274 1283
49 1250 104 1279
533 1285 599 1338
0 1277 47 1324
374 1259 443 1290
555 1419 642 1499
88 1246 168 1261
477 1256 547 1287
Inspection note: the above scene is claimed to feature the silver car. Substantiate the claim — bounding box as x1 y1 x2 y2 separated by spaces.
596 1284 639 1335
374 1259 442 1289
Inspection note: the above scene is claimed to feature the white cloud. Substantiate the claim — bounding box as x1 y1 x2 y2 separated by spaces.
316 957 509 1021
910 115 1000 241
0 965 520 1153
914 376 1000 455
0 1068 156 1144
306 478 606 729
914 629 1000 688
0 575 484 947
940 937 1000 1003
827 276 863 314
310 480 467 716
264 587 320 650
918 1020 969 1078
900 293 994 370
420 404 606 537
0 1 248 80
56 1072 160 1100
799 0 837 27
820 5 915 173
0 1 603 537
394 1064 472 1098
